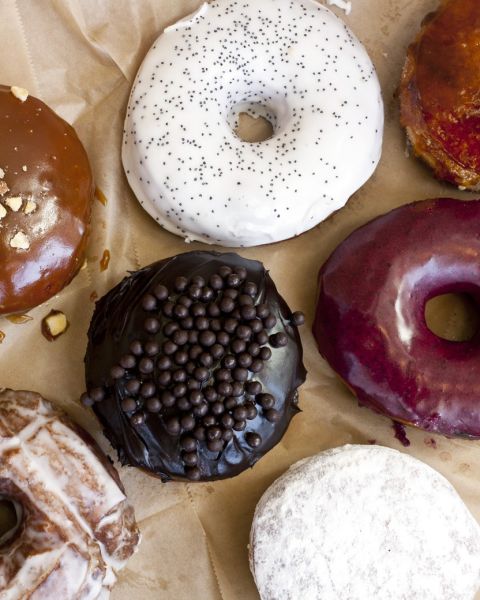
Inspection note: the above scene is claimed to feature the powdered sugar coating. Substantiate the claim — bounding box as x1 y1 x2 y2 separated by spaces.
122 0 383 247
0 389 140 599
250 445 480 600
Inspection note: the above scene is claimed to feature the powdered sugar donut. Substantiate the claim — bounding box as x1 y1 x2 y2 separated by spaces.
122 0 383 247
250 445 480 600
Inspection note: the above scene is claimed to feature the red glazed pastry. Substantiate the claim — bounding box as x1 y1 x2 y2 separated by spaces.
400 0 480 189
0 85 94 314
313 198 480 438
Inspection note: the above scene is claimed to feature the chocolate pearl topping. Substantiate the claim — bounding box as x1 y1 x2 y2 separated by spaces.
84 251 306 482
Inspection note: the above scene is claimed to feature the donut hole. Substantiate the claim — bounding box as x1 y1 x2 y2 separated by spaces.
0 498 21 546
228 101 276 143
425 293 480 342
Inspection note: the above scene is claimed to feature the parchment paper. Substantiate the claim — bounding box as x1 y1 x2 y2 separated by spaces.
1 1 479 598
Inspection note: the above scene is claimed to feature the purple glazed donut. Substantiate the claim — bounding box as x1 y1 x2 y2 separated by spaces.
313 198 480 438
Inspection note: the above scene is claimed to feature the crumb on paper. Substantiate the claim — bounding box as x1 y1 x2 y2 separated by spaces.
5 197 22 212
10 231 30 250
326 0 352 15
10 86 29 102
24 200 37 214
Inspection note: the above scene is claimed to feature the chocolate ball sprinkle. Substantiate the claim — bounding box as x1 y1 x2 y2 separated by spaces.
245 432 262 448
204 387 218 402
241 305 257 321
141 294 157 311
163 340 178 355
218 265 232 278
222 429 234 442
129 340 144 356
183 451 198 467
194 403 209 417
238 294 254 306
260 347 272 361
237 353 252 368
256 304 270 319
265 408 281 423
157 356 172 370
233 419 246 431
174 350 189 365
257 393 275 409
250 359 264 373
140 381 156 398
146 397 162 413
225 397 238 410
199 330 216 347
231 382 245 397
186 466 201 481
161 391 176 408
110 365 125 379
227 273 241 288
158 371 172 386
180 415 195 431
139 357 154 374
246 381 262 396
144 317 160 334
121 397 137 413
256 330 269 345
243 281 258 297
164 322 179 336
270 332 288 348
187 285 201 300
208 303 221 317
220 297 235 313
153 284 169 301
209 274 224 290
233 406 248 421
291 311 305 326
221 414 235 428
194 366 209 382
174 276 188 292
145 340 160 356
207 439 224 452
232 339 247 354
125 379 141 395
223 317 238 334
250 319 263 333
193 426 206 441
162 301 174 317
211 343 225 359
90 387 105 403
130 412 145 426
217 382 233 397
224 288 239 300
236 324 252 340
232 367 249 382
177 397 191 411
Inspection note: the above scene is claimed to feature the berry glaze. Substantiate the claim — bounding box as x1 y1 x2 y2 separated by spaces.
313 198 480 438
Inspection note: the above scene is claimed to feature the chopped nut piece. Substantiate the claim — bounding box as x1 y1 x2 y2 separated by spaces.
10 231 30 250
0 168 4 179
0 205 6 220
24 200 37 214
0 181 9 196
5 197 22 212
41 310 69 341
22 165 27 172
10 86 29 102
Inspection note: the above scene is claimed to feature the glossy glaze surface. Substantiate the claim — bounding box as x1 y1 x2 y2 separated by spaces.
85 251 306 481
0 85 94 314
313 198 480 438
400 0 480 189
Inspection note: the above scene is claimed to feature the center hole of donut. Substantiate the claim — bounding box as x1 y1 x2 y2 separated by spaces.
235 112 274 143
425 293 480 342
0 499 20 546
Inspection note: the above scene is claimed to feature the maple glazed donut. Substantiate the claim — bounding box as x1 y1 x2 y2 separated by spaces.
0 389 140 598
400 0 480 189
0 85 94 315
250 445 480 600
122 0 383 247
313 198 480 438
84 251 306 482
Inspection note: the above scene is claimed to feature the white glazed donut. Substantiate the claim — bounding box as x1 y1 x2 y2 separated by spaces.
250 445 480 600
122 0 383 247
0 389 140 599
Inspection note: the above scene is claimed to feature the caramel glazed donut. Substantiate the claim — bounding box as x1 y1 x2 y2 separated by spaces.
0 389 140 599
122 0 383 246
313 198 480 438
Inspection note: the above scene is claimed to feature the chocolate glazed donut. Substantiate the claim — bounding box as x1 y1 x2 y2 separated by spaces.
84 251 306 482
313 198 480 438
0 85 94 314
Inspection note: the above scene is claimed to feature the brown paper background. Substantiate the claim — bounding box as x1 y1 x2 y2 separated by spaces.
1 0 479 598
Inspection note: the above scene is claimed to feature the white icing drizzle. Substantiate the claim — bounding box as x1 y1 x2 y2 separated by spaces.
250 445 480 600
0 390 140 599
122 0 383 247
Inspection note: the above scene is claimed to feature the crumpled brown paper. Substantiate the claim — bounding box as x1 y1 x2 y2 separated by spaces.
1 1 480 598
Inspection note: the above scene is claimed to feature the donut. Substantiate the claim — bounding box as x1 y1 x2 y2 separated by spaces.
0 389 140 598
122 0 383 247
0 84 94 315
400 0 480 189
83 251 306 481
250 444 480 600
313 197 480 438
